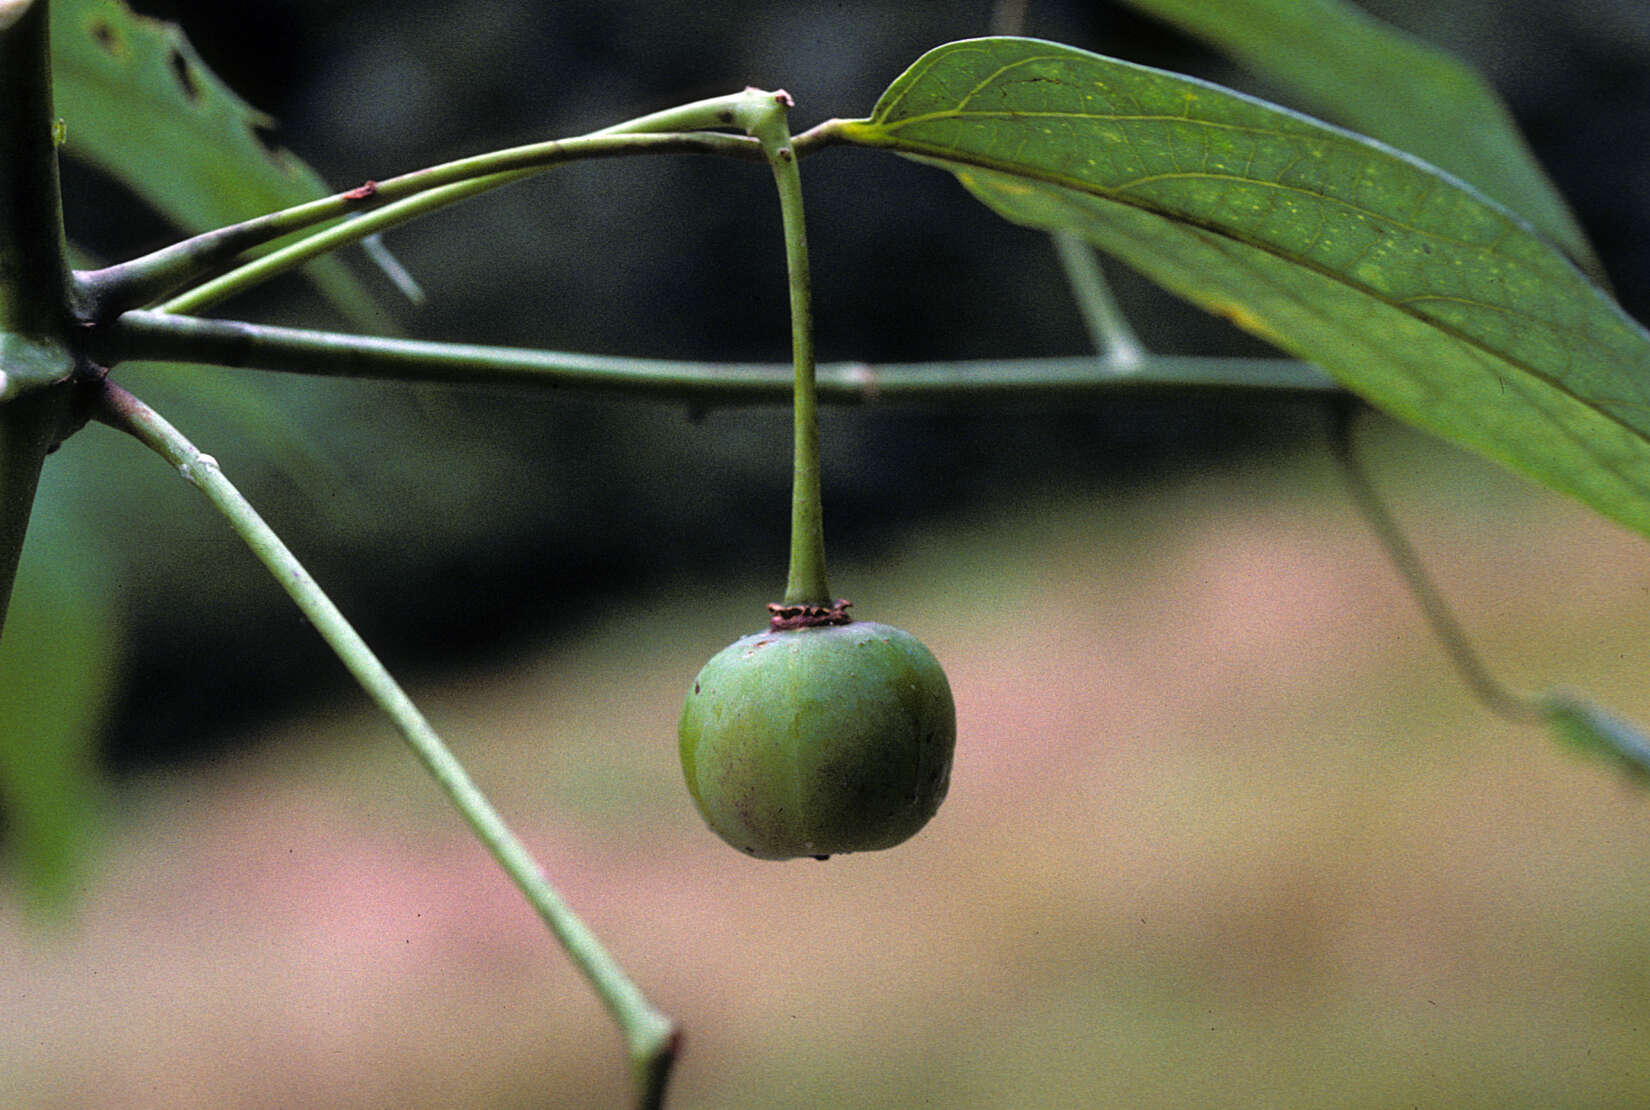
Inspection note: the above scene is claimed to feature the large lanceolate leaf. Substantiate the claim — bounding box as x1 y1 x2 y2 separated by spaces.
1115 0 1602 279
49 0 382 324
838 37 1650 541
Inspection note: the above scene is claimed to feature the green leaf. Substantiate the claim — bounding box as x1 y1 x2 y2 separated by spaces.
1115 0 1602 279
839 37 1650 541
49 0 385 326
0 505 117 912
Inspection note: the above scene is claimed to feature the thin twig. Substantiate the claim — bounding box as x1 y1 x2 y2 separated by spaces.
92 309 1342 403
76 130 762 320
1327 401 1542 723
1051 231 1146 369
91 379 680 1109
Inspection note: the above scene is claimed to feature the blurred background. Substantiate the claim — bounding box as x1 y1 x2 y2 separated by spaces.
6 0 1650 1106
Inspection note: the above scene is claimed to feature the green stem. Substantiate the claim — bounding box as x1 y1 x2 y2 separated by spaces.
78 95 774 320
93 308 1342 401
734 91 831 605
0 390 63 632
1051 231 1145 369
92 380 679 1109
1328 403 1541 723
788 119 849 159
0 0 80 641
101 135 755 319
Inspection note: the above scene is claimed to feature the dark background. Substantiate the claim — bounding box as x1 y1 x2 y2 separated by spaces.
56 0 1650 768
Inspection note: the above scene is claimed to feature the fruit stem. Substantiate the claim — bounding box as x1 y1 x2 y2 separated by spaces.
739 90 832 606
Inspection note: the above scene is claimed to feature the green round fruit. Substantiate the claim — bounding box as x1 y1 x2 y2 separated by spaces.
678 620 955 860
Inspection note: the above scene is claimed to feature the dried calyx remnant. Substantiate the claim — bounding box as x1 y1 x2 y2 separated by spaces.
767 598 853 630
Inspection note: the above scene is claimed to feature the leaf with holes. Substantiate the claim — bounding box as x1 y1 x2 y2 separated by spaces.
838 37 1650 541
49 0 384 325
